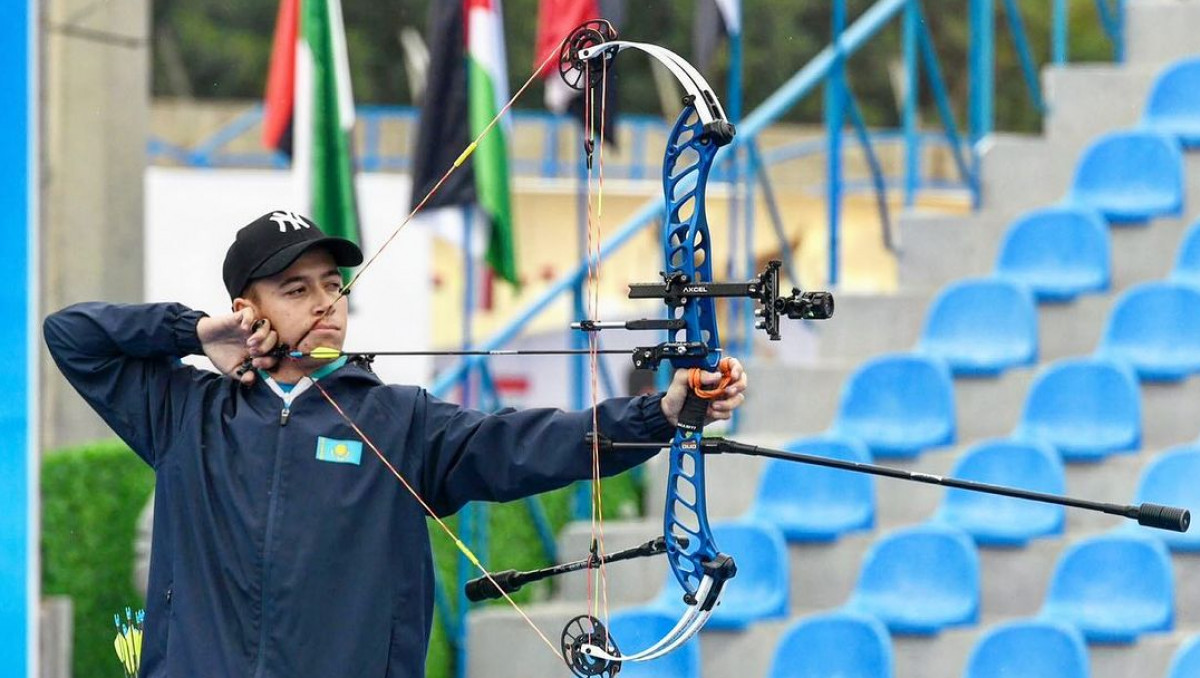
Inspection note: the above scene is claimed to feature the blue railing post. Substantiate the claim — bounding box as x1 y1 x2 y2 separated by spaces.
726 6 756 358
969 0 994 208
461 206 475 407
902 0 920 207
1115 0 1126 62
826 0 848 286
454 503 475 678
1052 0 1068 64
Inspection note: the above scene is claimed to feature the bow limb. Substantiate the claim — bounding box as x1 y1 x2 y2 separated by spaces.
577 41 729 124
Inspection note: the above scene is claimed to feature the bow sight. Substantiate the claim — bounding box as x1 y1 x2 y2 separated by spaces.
573 260 834 370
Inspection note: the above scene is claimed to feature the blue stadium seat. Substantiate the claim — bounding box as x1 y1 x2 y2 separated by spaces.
1096 281 1200 381
994 206 1111 302
932 439 1065 546
606 608 700 678
648 520 789 630
1067 130 1184 223
1040 533 1174 643
964 619 1089 678
1167 635 1200 678
1170 218 1200 289
917 278 1038 375
1143 57 1200 148
1013 357 1141 462
744 435 874 541
831 353 956 458
766 611 893 678
844 523 979 635
1129 445 1200 551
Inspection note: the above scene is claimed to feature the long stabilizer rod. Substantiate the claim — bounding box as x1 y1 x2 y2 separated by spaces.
464 535 687 602
589 436 1191 533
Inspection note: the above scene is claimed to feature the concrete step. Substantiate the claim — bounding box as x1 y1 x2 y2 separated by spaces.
976 135 1077 224
1142 375 1200 449
466 598 1199 678
812 291 930 361
1043 65 1158 151
896 212 1007 290
1125 0 1200 70
898 205 1193 297
738 361 1033 446
976 137 1200 233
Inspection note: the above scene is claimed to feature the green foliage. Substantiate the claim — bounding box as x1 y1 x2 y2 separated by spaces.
152 0 1115 132
42 441 155 678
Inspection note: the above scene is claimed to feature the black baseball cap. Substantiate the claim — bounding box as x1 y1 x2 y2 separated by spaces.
222 210 364 299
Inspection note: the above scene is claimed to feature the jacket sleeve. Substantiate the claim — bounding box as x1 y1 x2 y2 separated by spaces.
415 390 677 516
43 302 210 466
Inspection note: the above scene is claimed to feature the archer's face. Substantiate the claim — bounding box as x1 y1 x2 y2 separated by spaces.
237 248 349 357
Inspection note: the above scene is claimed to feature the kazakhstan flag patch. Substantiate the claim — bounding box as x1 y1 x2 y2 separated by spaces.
315 436 363 466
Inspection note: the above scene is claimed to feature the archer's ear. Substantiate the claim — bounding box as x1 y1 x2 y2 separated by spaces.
231 296 256 314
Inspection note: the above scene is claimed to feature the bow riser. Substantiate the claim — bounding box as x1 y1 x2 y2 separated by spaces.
663 106 724 374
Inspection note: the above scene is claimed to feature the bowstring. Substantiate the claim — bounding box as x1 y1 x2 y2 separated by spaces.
583 52 613 629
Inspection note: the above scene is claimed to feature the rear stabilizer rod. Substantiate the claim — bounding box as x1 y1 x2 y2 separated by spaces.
589 435 1190 533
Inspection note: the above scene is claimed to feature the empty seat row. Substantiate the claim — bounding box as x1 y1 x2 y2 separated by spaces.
623 522 1179 651
995 208 1200 304
751 434 1200 551
616 608 1200 678
922 271 1200 380
826 352 1141 460
1062 55 1200 224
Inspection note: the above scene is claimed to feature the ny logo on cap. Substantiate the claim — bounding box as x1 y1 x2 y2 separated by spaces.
269 210 311 233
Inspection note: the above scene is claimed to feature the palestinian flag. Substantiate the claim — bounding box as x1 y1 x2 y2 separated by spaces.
466 0 518 287
263 0 362 249
534 0 621 147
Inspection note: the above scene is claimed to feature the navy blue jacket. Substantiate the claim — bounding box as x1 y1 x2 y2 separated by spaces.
44 302 673 678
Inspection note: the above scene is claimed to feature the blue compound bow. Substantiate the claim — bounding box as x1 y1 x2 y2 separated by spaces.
548 21 833 678
441 21 1186 678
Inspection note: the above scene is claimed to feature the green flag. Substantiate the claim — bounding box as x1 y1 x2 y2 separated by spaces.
467 0 518 286
295 0 362 249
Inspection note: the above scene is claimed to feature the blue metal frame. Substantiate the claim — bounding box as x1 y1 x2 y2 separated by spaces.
0 1 35 676
1000 0 1048 114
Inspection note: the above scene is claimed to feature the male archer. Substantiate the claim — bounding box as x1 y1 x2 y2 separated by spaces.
44 210 747 678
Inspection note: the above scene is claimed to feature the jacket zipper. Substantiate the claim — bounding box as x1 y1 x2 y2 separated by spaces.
252 386 300 678
252 428 286 678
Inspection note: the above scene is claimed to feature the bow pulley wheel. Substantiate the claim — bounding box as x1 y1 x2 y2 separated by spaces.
558 20 618 91
561 614 622 678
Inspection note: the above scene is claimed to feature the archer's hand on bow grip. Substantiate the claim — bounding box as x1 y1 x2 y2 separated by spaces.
660 357 748 426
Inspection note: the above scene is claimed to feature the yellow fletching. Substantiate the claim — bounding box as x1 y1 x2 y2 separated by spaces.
453 142 478 167
452 537 484 570
113 634 135 673
309 347 343 360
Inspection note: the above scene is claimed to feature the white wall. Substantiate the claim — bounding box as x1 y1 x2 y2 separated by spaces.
145 167 434 386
